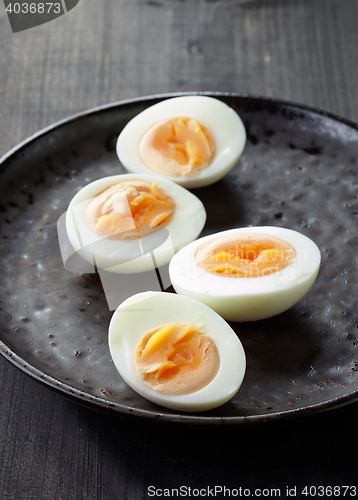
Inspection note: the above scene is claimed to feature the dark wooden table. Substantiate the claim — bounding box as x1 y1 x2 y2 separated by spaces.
1 1 358 498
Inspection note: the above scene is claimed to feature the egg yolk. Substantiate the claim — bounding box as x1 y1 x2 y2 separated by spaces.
135 322 220 396
85 180 175 239
138 117 215 177
195 233 296 277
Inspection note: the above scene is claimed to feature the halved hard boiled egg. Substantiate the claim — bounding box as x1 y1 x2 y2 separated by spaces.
65 174 206 273
108 291 246 412
169 226 321 322
116 96 246 189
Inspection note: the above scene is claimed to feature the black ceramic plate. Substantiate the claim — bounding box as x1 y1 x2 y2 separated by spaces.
1 93 358 425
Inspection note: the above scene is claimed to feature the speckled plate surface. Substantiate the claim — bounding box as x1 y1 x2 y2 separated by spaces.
1 93 358 424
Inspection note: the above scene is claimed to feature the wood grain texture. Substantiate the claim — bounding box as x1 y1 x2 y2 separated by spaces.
1 1 358 498
1 0 358 157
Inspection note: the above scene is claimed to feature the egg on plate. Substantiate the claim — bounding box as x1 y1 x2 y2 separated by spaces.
65 174 206 274
116 95 246 189
108 291 246 412
169 226 321 322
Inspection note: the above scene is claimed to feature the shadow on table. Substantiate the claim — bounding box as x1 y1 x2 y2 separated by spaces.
73 398 358 490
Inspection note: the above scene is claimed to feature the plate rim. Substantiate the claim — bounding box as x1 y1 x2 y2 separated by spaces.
1 91 358 425
2 90 358 166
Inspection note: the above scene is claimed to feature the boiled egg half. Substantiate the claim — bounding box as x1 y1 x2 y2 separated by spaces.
65 174 206 273
108 291 246 412
169 226 321 322
116 95 246 189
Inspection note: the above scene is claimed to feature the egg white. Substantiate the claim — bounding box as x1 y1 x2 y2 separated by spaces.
169 226 321 322
108 291 246 412
116 95 246 189
65 174 206 274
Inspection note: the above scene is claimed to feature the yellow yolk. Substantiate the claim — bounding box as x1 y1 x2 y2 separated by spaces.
85 180 175 239
138 117 215 177
195 233 296 277
135 322 220 396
